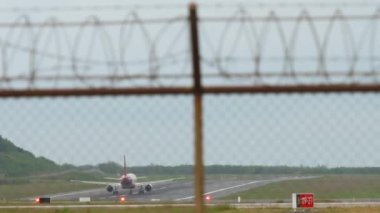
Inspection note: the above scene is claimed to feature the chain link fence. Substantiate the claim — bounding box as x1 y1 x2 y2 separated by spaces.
0 96 193 166
1 2 380 210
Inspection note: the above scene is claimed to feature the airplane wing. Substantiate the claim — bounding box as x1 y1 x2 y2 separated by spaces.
136 177 185 186
104 177 120 181
70 177 184 186
70 179 120 186
104 176 146 181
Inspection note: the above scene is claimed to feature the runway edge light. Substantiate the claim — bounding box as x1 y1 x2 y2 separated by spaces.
119 195 126 202
35 197 51 204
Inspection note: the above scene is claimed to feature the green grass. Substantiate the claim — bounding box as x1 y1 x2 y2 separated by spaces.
0 175 188 200
0 180 100 200
4 174 380 203
223 174 380 200
2 206 380 213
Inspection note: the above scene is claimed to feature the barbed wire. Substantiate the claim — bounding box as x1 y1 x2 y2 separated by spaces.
199 1 380 9
0 12 190 88
0 1 378 13
1 6 380 89
200 7 380 85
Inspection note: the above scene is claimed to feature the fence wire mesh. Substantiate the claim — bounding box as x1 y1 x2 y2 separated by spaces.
1 92 380 202
1 2 380 210
204 93 380 167
0 96 193 166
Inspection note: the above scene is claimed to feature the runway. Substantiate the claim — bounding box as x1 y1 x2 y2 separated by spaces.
3 202 380 210
34 176 315 203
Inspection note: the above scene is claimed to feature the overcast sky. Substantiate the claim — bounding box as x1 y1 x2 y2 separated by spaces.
0 0 379 167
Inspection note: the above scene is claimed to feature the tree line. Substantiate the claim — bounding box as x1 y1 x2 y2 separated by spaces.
98 162 380 176
2 135 380 178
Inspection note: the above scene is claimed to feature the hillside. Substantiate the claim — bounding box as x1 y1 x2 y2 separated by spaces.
1 135 380 178
0 135 60 177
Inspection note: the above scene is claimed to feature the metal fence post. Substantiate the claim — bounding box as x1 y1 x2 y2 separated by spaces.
189 3 204 213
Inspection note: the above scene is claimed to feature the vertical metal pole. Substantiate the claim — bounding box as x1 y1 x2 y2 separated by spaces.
189 3 204 213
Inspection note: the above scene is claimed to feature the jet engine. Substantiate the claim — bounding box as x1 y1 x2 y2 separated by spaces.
145 184 152 192
106 185 114 193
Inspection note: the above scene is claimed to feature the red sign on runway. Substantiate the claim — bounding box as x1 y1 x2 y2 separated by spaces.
296 193 314 208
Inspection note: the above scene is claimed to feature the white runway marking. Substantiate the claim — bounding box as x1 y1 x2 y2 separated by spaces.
49 192 81 199
175 176 320 201
48 188 101 199
175 180 267 201
3 202 380 209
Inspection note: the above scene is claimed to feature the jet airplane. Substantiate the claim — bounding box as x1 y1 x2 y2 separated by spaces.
72 155 182 195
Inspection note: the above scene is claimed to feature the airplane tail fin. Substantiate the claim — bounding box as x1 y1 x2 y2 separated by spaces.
123 155 127 176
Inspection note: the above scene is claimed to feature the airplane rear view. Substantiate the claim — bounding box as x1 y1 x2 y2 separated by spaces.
72 155 182 195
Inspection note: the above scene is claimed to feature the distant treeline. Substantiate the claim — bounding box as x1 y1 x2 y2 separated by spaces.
126 164 380 176
0 135 60 177
58 162 380 177
2 135 380 178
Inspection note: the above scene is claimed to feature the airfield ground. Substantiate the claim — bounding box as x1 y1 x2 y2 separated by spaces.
222 174 380 201
2 206 380 213
2 174 380 212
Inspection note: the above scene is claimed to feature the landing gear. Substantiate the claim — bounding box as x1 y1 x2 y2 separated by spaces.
112 185 119 195
138 185 145 194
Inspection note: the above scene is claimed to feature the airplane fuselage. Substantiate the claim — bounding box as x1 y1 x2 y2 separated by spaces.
74 155 176 195
120 173 137 189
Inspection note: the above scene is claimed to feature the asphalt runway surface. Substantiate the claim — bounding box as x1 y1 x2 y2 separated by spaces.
36 176 315 203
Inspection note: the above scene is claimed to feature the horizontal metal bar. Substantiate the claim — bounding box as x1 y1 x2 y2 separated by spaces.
1 84 380 98
204 84 380 94
0 87 193 97
1 70 380 82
